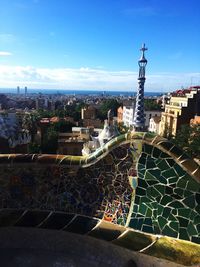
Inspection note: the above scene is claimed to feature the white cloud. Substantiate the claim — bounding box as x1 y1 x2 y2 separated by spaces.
0 64 199 91
0 51 12 56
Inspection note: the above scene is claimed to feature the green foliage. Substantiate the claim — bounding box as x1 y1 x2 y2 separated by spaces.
171 124 200 158
53 120 75 133
22 112 40 142
64 102 87 121
28 143 41 153
41 127 58 154
98 99 121 120
144 99 162 111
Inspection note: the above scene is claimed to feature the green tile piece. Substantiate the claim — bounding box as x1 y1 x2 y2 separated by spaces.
148 168 161 178
154 184 165 195
140 196 151 204
177 178 188 188
186 181 200 192
157 204 164 215
129 218 138 228
169 212 178 221
145 202 154 209
158 216 168 230
152 147 161 158
138 179 148 189
137 218 144 230
138 155 146 166
155 195 162 202
179 227 190 241
174 188 184 197
162 207 171 218
138 203 148 215
169 176 178 184
173 163 186 176
138 170 145 177
190 210 199 220
151 201 158 209
157 159 169 170
168 200 185 209
160 195 174 206
162 168 177 179
196 224 200 232
195 205 200 214
144 170 158 181
146 180 159 186
142 224 154 234
165 186 173 195
162 225 178 238
183 195 196 209
157 175 168 185
187 222 198 236
160 152 170 158
154 158 162 165
133 205 138 213
138 163 145 170
145 208 153 217
146 186 161 199
166 158 175 167
136 186 146 196
144 217 153 225
153 209 157 218
169 221 179 232
144 144 153 155
194 216 200 225
154 225 161 234
178 208 191 218
177 217 189 227
146 159 156 169
183 190 193 197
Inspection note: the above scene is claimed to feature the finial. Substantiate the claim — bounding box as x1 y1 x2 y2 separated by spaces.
140 43 148 52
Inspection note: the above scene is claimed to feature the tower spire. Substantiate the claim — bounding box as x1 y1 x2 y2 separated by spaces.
133 43 148 131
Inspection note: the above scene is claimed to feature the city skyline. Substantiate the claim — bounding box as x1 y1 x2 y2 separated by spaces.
0 0 200 91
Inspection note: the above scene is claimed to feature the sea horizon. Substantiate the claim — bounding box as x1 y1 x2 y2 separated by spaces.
0 88 165 97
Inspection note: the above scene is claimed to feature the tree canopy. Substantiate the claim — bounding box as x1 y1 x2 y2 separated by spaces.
171 124 200 158
98 99 121 120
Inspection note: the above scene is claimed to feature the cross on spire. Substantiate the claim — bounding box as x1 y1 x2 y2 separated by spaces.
140 43 148 52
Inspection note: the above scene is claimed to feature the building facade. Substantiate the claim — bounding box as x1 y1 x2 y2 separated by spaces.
118 105 161 129
159 87 200 136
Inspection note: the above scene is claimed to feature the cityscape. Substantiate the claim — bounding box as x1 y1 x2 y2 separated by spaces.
0 0 200 267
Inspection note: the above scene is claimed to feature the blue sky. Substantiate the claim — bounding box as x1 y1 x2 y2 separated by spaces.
0 0 200 91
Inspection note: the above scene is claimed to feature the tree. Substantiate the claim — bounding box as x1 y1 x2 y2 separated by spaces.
28 143 41 153
171 124 200 158
144 99 162 111
41 127 58 154
53 120 75 133
22 112 40 142
98 99 121 120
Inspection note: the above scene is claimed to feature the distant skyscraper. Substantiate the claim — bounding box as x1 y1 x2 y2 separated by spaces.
133 44 148 131
25 86 27 96
17 86 20 95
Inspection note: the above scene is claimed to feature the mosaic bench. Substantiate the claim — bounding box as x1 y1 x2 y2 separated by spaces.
0 132 199 266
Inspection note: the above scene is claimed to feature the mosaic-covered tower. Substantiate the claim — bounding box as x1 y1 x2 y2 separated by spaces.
133 44 148 131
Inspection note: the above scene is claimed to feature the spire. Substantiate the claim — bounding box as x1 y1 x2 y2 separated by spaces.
133 44 148 131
